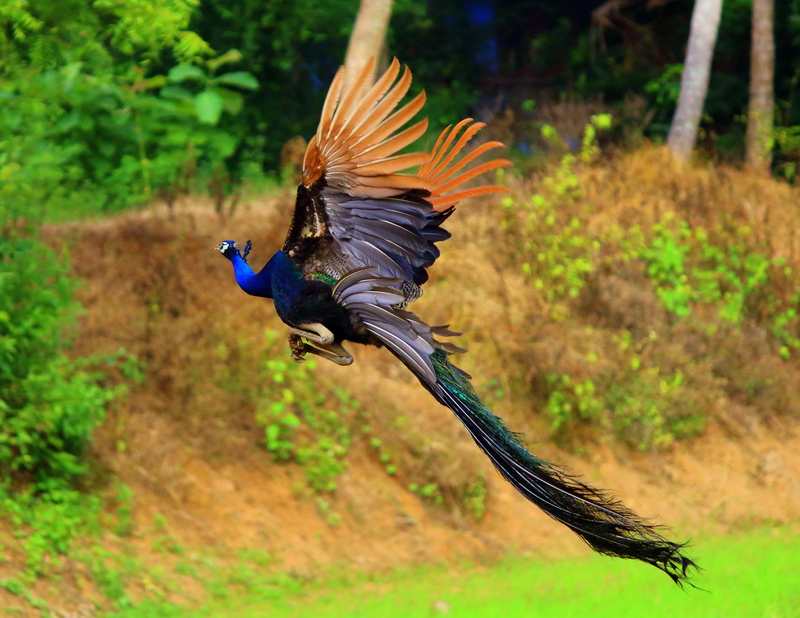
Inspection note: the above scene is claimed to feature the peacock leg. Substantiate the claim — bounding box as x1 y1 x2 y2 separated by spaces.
289 323 335 346
287 325 353 365
303 341 354 366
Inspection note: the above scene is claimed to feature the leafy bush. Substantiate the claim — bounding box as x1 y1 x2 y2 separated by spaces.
503 128 800 450
606 368 705 451
505 116 608 320
0 225 144 582
0 1 260 221
0 57 258 221
640 215 800 354
546 375 602 430
255 342 357 494
0 231 114 481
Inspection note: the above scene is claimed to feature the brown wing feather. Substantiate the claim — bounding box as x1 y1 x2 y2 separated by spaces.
302 60 511 208
302 59 434 198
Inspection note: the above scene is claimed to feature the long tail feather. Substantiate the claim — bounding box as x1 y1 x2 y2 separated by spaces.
335 269 696 587
426 350 696 586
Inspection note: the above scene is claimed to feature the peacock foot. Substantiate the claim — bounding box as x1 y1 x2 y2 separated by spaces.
288 332 310 363
287 328 353 366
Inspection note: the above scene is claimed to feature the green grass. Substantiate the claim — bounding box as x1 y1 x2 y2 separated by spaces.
113 526 800 618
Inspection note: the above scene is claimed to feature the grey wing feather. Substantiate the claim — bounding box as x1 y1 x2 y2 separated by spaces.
333 268 464 383
322 188 450 283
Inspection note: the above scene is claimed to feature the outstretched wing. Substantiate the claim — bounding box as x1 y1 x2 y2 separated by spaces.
333 269 696 587
282 58 510 284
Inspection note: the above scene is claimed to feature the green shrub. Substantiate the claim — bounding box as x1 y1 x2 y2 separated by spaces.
606 368 705 451
256 347 357 493
0 231 115 481
546 375 603 431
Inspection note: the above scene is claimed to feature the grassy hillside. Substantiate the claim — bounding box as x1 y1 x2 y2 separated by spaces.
2 146 800 615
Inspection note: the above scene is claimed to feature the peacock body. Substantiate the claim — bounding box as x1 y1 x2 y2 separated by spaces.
218 58 696 585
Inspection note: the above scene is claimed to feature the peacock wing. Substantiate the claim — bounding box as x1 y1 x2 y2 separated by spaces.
283 58 511 284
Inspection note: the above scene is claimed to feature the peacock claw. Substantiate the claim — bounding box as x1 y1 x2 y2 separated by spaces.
286 330 353 366
288 332 310 363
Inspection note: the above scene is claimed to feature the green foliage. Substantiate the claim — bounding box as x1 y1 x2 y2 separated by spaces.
407 482 443 506
581 114 613 164
641 218 696 316
0 222 141 588
0 577 49 612
643 64 684 135
367 435 397 477
607 368 704 451
0 55 259 220
86 545 133 605
0 0 209 71
256 345 358 494
461 475 488 521
504 124 800 451
0 482 102 577
640 215 800 353
189 0 357 171
774 125 800 181
546 349 705 450
507 120 607 320
546 375 602 431
113 483 136 537
0 231 123 481
3 0 800 207
0 1 261 221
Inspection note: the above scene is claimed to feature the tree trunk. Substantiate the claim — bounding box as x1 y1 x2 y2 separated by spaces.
745 0 775 174
343 0 393 89
666 0 723 162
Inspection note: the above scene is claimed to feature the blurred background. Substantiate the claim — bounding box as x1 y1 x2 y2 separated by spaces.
1 0 799 616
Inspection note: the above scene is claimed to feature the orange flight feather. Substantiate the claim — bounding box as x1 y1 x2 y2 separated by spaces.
302 59 509 204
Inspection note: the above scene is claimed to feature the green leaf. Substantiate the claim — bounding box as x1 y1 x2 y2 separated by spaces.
207 49 244 73
168 64 206 84
211 71 259 91
195 91 224 125
159 85 195 103
214 88 244 115
134 75 167 92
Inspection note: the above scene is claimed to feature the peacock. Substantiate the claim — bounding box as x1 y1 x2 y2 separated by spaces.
217 58 696 585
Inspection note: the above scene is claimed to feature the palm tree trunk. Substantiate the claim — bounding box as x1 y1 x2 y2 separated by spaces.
667 0 723 162
343 0 393 89
745 0 775 174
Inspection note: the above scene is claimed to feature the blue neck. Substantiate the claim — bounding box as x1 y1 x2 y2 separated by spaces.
230 250 305 302
231 252 275 298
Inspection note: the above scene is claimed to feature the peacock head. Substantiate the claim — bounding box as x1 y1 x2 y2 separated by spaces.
215 240 252 262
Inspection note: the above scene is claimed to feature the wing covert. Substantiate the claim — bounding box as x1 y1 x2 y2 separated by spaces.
333 268 464 383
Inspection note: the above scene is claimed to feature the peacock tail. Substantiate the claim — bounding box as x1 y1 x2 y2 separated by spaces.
333 267 696 586
430 349 696 586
